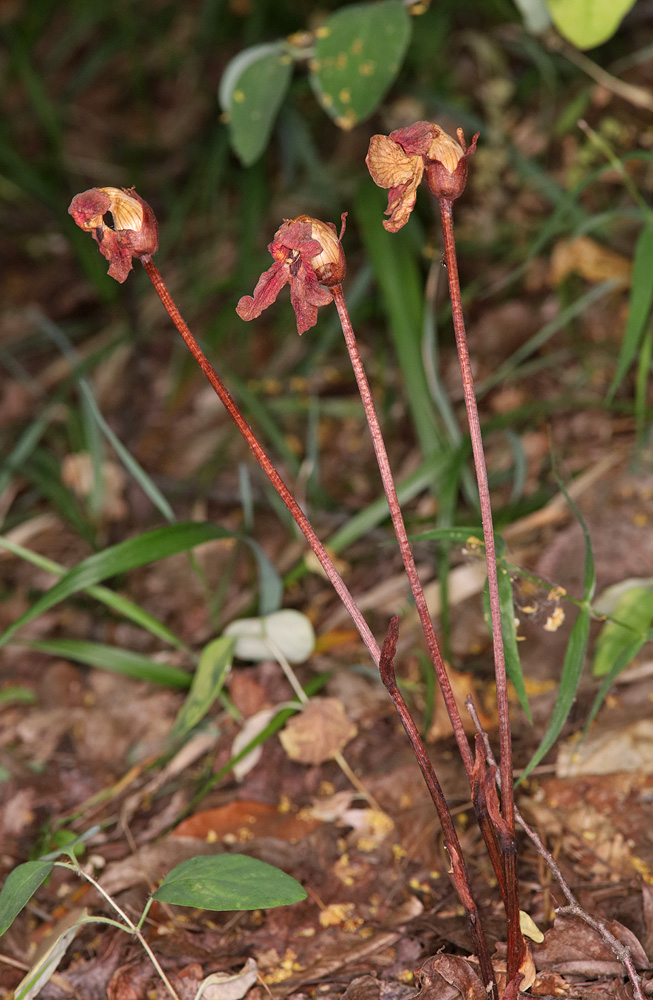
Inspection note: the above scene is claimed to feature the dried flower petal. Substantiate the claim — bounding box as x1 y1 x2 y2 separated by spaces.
68 186 158 283
237 215 346 335
366 121 478 229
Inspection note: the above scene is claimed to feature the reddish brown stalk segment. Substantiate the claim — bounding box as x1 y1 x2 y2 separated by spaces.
438 199 522 980
140 256 381 667
331 284 473 774
380 619 498 1000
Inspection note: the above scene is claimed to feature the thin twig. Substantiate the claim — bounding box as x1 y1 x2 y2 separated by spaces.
465 696 646 1000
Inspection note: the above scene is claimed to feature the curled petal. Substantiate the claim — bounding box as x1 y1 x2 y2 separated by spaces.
236 260 289 322
383 170 423 233
289 259 333 335
365 134 418 189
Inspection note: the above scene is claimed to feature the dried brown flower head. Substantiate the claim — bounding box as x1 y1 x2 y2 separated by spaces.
366 121 478 232
237 214 346 335
68 187 158 283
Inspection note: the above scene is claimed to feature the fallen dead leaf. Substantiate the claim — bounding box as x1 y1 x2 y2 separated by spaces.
279 697 357 765
549 236 631 287
173 799 320 843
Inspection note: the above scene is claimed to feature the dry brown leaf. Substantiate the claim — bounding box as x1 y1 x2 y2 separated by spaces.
415 953 487 1000
549 236 631 287
279 697 356 765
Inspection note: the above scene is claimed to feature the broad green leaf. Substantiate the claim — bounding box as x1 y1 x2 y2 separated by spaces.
593 585 653 676
219 42 293 166
224 609 315 664
0 861 54 937
0 522 230 649
545 0 637 49
310 1 411 129
21 640 192 688
169 637 234 741
153 854 306 910
608 223 653 400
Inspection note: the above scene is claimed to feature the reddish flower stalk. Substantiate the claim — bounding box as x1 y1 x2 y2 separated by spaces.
380 619 498 1000
366 122 524 983
68 187 380 668
331 284 473 773
236 212 501 992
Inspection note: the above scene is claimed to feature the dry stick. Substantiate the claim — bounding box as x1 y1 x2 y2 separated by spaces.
465 697 646 1000
140 256 380 667
331 284 473 774
332 283 509 907
438 198 522 982
379 617 498 1000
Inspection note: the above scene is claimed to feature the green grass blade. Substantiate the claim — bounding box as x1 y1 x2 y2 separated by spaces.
169 637 234 740
0 535 191 654
355 180 444 461
0 522 231 649
324 452 450 558
0 406 54 514
496 558 532 722
20 639 192 688
478 280 618 399
518 472 595 782
518 607 590 784
35 314 176 523
608 222 653 400
583 628 653 738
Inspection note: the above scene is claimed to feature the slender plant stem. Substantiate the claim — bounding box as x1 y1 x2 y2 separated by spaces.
379 619 498 1000
466 696 646 1000
140 256 380 666
57 861 181 1000
332 280 511 913
439 198 522 980
331 284 473 774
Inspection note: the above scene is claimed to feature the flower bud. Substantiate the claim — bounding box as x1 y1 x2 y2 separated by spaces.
293 215 346 286
424 127 477 202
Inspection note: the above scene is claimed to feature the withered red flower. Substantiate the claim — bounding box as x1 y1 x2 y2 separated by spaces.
237 215 346 335
68 187 158 283
366 122 478 232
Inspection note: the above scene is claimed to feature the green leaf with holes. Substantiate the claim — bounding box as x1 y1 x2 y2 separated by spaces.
310 1 411 130
219 42 293 166
545 0 636 49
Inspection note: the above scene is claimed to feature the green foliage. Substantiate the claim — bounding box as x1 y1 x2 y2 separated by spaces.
0 522 233 650
220 0 412 165
310 1 411 130
593 583 653 677
168 637 235 741
219 42 293 167
519 479 595 784
0 861 54 938
152 854 306 911
608 223 653 400
544 0 637 49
